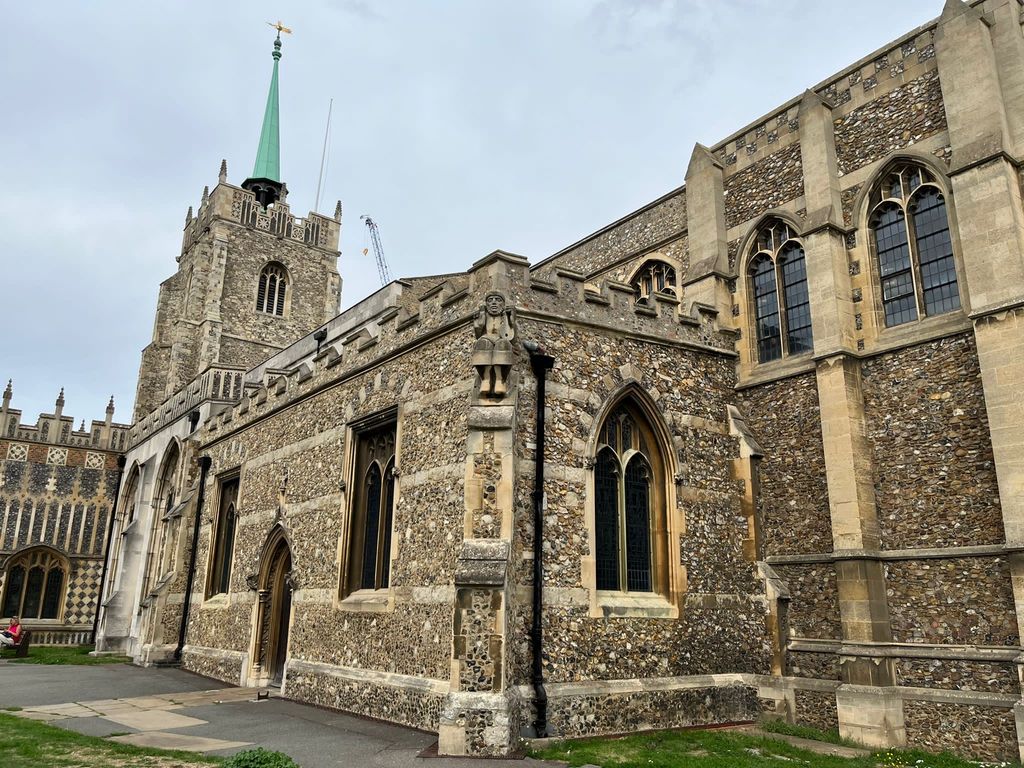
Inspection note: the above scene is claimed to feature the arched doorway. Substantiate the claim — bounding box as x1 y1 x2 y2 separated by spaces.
254 531 293 687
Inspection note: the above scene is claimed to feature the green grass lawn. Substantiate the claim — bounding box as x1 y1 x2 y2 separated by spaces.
0 712 221 767
531 725 990 768
0 644 131 665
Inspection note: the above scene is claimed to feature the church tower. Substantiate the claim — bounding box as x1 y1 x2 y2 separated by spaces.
133 30 342 421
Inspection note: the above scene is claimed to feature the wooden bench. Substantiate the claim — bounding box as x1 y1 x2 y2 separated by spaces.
2 629 31 658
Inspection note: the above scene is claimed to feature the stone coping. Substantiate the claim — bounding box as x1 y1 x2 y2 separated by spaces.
839 683 1020 708
286 658 449 696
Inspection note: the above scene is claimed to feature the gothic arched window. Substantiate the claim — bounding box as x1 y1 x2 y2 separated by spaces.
869 163 960 327
345 422 397 595
2 548 67 620
256 263 288 316
208 476 239 597
747 220 812 363
631 260 678 304
594 401 667 594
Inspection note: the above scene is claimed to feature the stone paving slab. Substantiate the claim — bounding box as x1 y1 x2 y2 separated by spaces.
4 664 550 767
102 709 208 732
110 732 250 752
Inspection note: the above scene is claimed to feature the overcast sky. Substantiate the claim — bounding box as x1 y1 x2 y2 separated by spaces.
1 1 938 426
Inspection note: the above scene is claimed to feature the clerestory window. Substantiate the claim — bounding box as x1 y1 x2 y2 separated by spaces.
869 164 960 328
631 260 678 304
256 263 288 316
748 220 813 363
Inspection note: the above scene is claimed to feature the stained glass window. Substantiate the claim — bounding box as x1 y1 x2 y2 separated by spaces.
346 422 397 594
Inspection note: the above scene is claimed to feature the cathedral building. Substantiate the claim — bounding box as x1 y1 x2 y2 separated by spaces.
0 384 130 643
4 0 1017 761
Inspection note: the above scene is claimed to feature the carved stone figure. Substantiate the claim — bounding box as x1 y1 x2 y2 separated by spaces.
472 293 516 398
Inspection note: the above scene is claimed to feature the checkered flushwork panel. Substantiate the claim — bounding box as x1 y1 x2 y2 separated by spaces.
64 559 103 625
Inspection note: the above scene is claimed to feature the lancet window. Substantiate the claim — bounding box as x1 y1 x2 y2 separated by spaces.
208 476 239 596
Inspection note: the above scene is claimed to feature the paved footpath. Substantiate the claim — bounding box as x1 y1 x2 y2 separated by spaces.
1 663 552 767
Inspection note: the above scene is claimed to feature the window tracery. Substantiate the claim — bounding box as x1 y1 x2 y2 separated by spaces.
869 163 960 327
748 220 812 363
631 260 677 304
2 548 66 620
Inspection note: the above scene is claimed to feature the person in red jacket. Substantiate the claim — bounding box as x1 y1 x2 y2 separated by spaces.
0 616 22 647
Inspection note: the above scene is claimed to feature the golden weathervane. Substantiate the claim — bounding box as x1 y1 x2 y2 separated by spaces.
267 20 293 36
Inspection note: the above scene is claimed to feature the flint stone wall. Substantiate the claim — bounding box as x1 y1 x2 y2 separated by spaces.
903 700 1017 763
547 684 760 738
534 190 686 278
738 374 832 557
861 333 1003 550
507 318 772 685
885 557 1019 646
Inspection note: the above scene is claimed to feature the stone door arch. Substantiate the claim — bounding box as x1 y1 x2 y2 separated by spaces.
252 527 293 687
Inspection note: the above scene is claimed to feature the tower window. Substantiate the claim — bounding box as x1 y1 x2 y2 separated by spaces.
256 263 288 316
630 260 677 304
747 220 813 363
869 164 960 327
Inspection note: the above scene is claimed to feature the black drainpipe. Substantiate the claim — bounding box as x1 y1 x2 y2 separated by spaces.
526 342 555 738
92 455 127 644
176 455 212 662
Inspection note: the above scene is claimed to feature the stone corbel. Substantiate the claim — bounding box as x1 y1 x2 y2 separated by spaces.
244 573 259 591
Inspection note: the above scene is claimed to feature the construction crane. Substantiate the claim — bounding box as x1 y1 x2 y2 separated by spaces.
360 215 393 285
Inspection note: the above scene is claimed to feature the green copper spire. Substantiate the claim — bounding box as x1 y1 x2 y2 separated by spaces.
243 27 288 207
252 34 282 182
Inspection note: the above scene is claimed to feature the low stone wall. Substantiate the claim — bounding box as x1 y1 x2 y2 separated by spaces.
181 645 246 686
284 658 446 733
545 679 760 738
